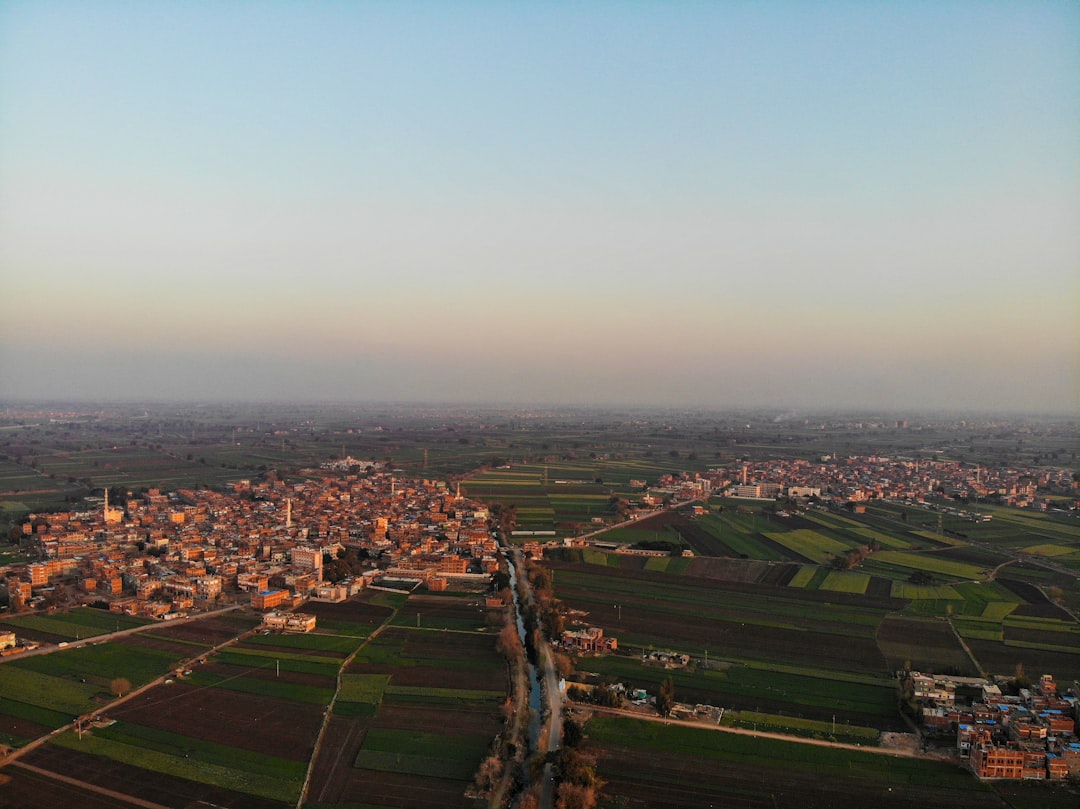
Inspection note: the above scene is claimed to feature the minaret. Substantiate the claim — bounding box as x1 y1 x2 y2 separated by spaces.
103 488 109 523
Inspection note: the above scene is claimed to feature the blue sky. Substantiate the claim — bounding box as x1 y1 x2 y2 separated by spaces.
1 1 1077 412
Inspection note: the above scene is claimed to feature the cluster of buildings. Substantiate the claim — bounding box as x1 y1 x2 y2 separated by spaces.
904 671 1080 780
648 456 1075 512
2 469 500 623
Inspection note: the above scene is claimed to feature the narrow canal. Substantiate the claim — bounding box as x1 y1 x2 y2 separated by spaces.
504 546 543 753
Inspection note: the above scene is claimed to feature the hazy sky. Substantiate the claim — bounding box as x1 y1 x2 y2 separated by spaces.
1 2 1077 413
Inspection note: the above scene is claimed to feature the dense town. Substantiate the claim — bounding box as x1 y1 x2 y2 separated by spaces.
2 459 498 621
654 455 1076 512
904 670 1080 780
3 451 1075 624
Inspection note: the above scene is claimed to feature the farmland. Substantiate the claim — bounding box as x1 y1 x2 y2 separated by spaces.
306 594 509 809
547 517 1080 730
0 607 152 644
584 715 1000 809
0 592 509 809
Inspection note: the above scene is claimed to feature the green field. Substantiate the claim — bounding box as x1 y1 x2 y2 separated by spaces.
721 708 880 744
820 570 870 594
242 631 367 653
50 728 303 802
339 672 390 704
0 608 152 640
763 529 852 564
354 727 491 780
8 641 182 689
383 684 504 706
871 550 987 580
587 715 985 788
579 655 899 724
0 664 104 715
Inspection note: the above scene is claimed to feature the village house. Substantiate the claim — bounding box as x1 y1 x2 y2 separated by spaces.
560 626 618 655
261 611 316 633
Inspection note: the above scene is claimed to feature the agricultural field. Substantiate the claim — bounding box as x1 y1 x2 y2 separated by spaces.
584 715 1001 809
0 607 152 644
0 592 512 809
0 610 266 756
27 445 244 491
463 456 726 535
306 595 509 809
545 541 1080 732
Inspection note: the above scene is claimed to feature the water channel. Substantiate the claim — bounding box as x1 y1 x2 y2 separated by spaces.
505 546 543 753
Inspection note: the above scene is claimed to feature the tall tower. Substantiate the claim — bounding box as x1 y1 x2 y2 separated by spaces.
103 487 109 523
286 499 292 529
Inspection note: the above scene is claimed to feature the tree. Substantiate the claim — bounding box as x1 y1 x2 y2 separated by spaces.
497 623 524 664
554 651 574 679
562 716 584 748
656 676 676 717
110 677 132 698
541 606 565 639
474 755 501 792
556 782 598 809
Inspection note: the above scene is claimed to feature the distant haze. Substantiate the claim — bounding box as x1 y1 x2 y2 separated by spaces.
1 3 1077 413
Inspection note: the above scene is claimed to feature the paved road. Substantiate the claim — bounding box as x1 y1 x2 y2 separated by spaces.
537 632 563 809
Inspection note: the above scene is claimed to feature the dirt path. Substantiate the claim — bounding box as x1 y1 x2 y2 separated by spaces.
946 615 985 677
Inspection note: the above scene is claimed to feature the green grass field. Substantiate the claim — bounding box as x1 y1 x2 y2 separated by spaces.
721 709 879 744
873 550 986 580
764 529 852 564
586 715 984 789
50 729 303 802
820 570 870 594
8 641 182 689
354 728 492 780
0 609 151 640
0 665 104 715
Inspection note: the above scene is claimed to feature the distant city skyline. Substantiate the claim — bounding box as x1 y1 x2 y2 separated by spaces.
1 2 1077 413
